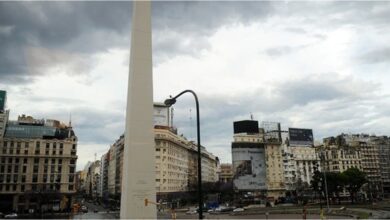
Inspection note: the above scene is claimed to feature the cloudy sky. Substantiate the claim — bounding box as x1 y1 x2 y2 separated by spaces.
1 1 390 170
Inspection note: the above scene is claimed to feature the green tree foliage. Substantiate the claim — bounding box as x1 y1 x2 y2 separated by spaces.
310 167 366 204
343 167 367 204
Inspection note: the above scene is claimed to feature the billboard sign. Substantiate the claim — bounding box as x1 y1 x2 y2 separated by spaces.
288 128 313 146
0 90 6 111
233 120 259 134
232 142 266 191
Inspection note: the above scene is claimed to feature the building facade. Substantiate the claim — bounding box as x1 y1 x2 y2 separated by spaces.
219 163 233 183
0 114 77 213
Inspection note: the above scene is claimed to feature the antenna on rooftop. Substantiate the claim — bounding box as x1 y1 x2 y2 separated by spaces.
69 112 72 127
250 112 254 120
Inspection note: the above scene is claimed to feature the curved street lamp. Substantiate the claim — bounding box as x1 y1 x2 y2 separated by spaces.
164 90 203 219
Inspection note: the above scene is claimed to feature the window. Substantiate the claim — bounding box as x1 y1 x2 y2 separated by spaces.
24 149 28 155
13 175 17 183
60 143 63 149
34 158 39 164
68 185 74 190
32 174 38 183
46 143 50 149
72 144 76 150
33 165 38 173
23 158 27 164
22 166 26 173
69 167 75 174
8 158 12 163
15 158 19 164
21 175 25 183
3 141 7 147
53 143 56 149
21 185 25 192
69 175 74 182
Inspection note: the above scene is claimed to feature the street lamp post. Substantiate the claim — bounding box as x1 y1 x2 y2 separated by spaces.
165 90 203 220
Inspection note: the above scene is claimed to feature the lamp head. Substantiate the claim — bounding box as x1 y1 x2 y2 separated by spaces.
164 97 176 107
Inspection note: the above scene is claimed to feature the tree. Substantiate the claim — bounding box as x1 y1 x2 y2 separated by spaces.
343 167 367 204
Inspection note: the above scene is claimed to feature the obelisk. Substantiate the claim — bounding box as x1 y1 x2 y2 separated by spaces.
120 1 157 219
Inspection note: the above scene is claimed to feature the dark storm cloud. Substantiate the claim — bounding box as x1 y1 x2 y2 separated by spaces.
0 1 275 83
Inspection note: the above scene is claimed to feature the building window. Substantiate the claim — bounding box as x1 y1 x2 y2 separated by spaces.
33 165 38 173
60 143 63 149
68 185 74 190
22 175 25 183
8 158 12 163
32 175 38 183
53 143 56 149
24 150 28 155
0 165 3 173
46 143 50 149
22 166 26 173
23 158 27 164
34 158 39 164
3 141 7 147
72 144 76 150
21 185 25 192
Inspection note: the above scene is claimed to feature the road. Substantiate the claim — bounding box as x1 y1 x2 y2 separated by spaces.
72 201 118 219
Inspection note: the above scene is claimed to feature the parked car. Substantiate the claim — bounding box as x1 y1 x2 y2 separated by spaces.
233 208 244 212
81 206 88 213
4 213 18 219
186 209 197 215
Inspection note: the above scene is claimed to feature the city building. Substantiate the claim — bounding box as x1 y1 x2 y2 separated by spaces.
371 136 390 197
322 134 384 199
99 153 109 202
231 120 267 195
282 128 319 193
97 123 219 203
85 160 100 199
219 163 233 183
0 112 77 213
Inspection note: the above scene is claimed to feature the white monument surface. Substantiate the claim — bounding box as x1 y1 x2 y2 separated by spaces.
120 1 157 218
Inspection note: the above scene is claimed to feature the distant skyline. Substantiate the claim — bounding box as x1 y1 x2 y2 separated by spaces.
1 1 390 170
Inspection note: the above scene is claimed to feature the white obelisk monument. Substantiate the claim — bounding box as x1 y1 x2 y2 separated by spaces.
120 1 157 219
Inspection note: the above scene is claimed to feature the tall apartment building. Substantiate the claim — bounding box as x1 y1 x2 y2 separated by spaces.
155 126 219 197
265 143 285 198
282 145 319 191
107 145 116 196
85 160 100 199
282 128 318 192
99 153 109 200
0 114 77 213
371 136 390 197
97 125 219 202
323 134 384 199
